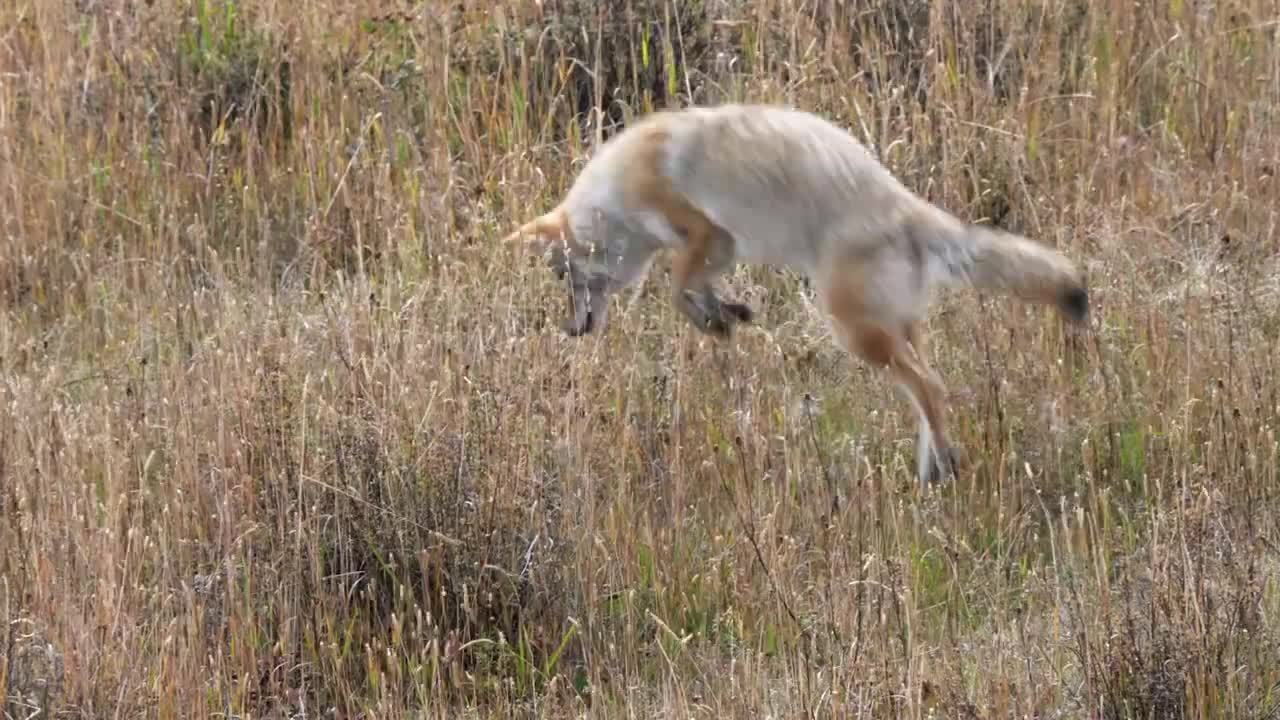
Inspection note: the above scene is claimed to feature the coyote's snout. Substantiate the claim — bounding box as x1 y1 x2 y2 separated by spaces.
505 103 1089 488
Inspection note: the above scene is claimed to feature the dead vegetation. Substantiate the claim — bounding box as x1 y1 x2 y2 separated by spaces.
2 0 1278 717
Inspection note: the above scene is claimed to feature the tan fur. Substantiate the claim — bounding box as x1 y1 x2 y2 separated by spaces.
504 103 1089 487
503 206 581 253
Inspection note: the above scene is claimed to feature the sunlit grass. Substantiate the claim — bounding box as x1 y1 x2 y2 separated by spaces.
2 0 1278 718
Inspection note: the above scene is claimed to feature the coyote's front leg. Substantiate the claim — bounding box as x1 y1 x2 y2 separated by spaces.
669 219 753 337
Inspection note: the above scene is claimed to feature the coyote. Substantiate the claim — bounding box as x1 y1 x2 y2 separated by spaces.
504 103 1089 487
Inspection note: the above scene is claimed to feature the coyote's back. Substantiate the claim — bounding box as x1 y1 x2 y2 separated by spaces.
658 104 1088 319
657 104 928 274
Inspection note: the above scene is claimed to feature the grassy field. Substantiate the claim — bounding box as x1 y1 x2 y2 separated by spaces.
3 0 1279 717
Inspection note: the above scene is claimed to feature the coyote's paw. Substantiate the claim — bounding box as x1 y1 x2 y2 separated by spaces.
679 289 754 339
721 301 754 325
704 312 733 338
561 310 594 337
705 301 754 338
924 446 961 488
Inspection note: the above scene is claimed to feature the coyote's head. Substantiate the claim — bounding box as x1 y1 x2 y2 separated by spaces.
545 242 613 336
505 207 612 336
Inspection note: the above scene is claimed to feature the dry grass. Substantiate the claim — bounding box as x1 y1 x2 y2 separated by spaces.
2 0 1279 717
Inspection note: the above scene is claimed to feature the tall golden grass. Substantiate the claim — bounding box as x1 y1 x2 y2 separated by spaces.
2 0 1278 717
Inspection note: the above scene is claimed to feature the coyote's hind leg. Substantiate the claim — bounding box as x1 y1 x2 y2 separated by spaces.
821 266 956 489
903 321 959 486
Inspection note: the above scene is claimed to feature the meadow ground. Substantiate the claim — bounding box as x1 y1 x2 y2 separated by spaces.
2 1 1279 717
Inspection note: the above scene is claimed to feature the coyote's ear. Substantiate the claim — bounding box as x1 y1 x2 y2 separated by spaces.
504 208 567 250
505 206 591 256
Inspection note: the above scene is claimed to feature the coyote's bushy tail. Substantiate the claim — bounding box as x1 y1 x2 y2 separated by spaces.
931 221 1089 322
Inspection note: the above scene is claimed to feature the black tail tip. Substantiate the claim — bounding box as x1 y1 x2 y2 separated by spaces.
1061 285 1089 323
